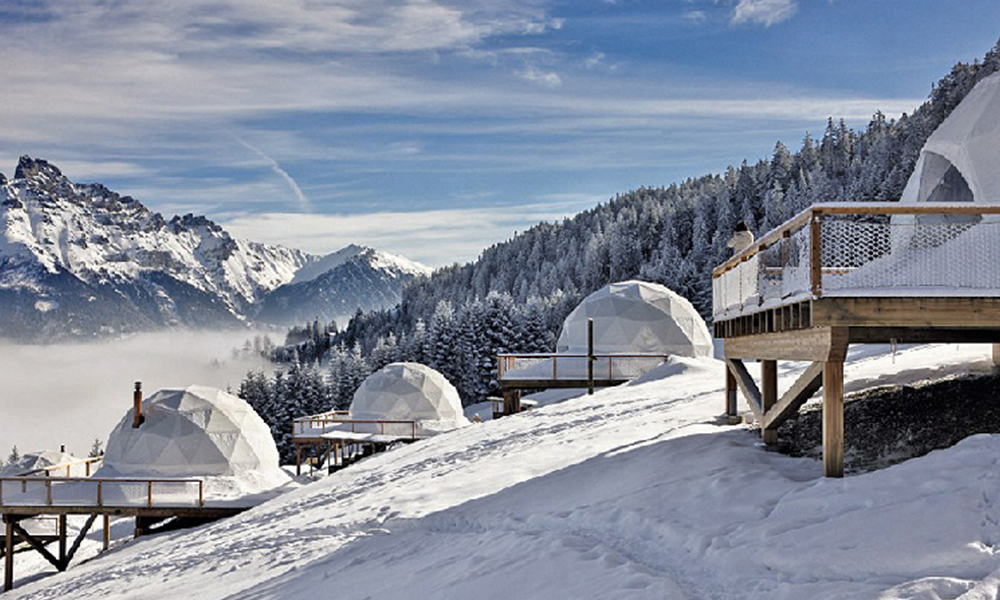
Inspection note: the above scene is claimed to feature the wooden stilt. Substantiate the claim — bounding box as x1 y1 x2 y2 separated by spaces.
993 343 1000 366
725 366 738 417
4 517 13 592
58 515 67 564
295 443 302 477
761 360 778 444
102 514 110 551
823 360 845 478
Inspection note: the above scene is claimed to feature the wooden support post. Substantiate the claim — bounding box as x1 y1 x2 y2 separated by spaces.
4 517 13 592
295 443 302 477
810 212 823 298
587 318 595 395
993 343 1000 366
725 366 738 418
761 360 778 444
823 360 845 478
102 515 110 551
58 515 67 564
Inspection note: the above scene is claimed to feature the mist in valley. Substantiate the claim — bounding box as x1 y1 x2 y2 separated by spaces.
0 330 272 460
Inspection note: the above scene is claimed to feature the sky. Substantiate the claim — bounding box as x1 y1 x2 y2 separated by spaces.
1 0 998 267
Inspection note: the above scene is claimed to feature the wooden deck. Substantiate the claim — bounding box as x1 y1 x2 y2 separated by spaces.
1 476 247 592
714 203 1000 477
291 413 421 475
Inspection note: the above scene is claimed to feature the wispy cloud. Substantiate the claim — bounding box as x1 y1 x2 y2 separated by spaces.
518 66 563 87
232 135 313 212
683 10 707 24
730 0 797 27
221 195 606 266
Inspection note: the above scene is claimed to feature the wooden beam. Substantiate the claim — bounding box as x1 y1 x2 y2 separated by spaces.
848 326 1000 344
61 514 97 571
762 361 825 431
813 297 1000 329
102 515 110 552
9 520 60 571
761 360 778 444
58 515 66 565
810 212 822 297
726 359 763 423
823 360 845 478
724 326 849 362
994 344 1000 367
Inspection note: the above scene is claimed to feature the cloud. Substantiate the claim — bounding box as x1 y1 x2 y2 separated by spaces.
730 0 797 27
518 66 562 87
585 52 606 69
232 136 313 212
220 195 606 266
683 10 707 24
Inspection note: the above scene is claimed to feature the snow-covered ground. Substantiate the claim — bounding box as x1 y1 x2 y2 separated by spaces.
8 343 1000 599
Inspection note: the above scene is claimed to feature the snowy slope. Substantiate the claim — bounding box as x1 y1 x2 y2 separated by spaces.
10 343 1000 599
0 157 429 338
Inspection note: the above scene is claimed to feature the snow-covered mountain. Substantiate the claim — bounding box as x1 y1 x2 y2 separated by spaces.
256 244 431 326
0 156 429 340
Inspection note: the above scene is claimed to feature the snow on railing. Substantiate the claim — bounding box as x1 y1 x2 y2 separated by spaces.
712 203 1000 320
497 353 668 382
0 477 204 508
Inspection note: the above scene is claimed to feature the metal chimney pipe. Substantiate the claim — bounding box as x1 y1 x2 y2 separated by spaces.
133 381 144 428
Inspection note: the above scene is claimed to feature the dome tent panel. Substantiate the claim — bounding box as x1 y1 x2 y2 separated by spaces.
556 281 713 358
350 363 470 435
97 386 287 496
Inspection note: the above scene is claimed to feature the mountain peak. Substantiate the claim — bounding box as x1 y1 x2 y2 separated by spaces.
14 155 65 182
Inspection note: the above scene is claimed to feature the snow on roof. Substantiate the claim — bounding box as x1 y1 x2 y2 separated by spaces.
97 385 287 496
902 70 1000 203
0 450 81 477
557 280 713 357
350 362 470 435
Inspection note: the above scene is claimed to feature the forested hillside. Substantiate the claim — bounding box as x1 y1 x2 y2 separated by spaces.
240 41 1000 455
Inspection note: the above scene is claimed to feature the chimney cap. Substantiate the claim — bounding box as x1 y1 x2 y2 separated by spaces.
134 381 142 391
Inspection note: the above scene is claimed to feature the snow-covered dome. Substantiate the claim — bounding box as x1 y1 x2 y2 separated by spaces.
902 71 1000 204
350 363 470 435
557 281 713 357
0 450 81 477
97 386 285 495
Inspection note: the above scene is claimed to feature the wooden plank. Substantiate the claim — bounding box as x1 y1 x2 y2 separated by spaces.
726 359 763 423
823 360 845 478
813 203 1000 216
762 361 825 430
724 326 849 362
760 360 778 444
814 297 1000 328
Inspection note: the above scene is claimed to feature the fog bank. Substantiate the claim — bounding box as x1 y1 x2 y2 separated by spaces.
0 331 271 458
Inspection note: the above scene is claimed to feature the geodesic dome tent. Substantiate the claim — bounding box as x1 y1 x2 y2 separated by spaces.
901 70 1000 205
557 281 713 358
97 386 283 490
350 363 470 436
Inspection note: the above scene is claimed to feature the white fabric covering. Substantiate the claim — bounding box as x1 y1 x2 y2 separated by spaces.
0 450 81 477
557 280 713 358
350 363 470 436
97 386 286 496
901 70 1000 204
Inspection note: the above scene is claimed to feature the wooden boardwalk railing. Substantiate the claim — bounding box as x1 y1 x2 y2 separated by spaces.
0 476 205 509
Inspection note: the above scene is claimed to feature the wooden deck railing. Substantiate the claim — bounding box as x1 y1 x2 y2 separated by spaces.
293 414 418 440
0 477 205 508
712 202 1000 320
497 353 669 381
18 456 104 478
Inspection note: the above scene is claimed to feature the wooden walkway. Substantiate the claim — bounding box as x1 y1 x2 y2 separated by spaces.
291 412 420 475
713 203 1000 477
1 476 247 592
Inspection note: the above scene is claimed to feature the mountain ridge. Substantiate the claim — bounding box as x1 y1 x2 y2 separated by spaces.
0 156 429 340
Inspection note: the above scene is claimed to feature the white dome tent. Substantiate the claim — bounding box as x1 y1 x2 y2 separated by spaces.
557 281 713 358
901 70 1000 205
0 450 82 477
97 385 288 497
350 363 470 436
